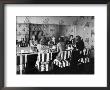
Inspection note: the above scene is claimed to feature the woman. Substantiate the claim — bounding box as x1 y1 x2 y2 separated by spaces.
71 36 84 64
56 37 66 61
30 35 38 52
30 35 38 46
48 37 54 46
68 35 74 44
52 36 56 45
76 36 84 53
37 39 42 53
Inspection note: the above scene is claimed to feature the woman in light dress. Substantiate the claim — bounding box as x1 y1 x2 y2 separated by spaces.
30 35 38 52
56 37 66 61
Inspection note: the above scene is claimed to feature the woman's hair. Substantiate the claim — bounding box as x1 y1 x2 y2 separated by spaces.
31 35 35 40
37 38 41 44
70 35 73 38
59 36 64 42
76 35 81 41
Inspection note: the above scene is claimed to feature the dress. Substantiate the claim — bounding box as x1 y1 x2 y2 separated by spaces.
56 42 66 61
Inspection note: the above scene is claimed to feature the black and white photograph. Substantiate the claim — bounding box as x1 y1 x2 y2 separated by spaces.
16 16 94 74
5 4 107 87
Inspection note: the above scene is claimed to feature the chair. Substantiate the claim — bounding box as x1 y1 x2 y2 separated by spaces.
78 48 90 63
36 52 53 72
16 54 27 74
53 51 71 68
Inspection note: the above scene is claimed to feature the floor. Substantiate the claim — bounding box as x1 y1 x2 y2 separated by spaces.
23 58 94 74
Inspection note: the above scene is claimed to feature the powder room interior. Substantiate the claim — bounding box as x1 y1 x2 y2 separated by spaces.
16 16 94 74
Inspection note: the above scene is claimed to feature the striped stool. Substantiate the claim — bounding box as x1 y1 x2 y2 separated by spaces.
78 48 90 63
61 60 70 67
36 52 53 72
53 51 71 68
39 62 53 71
53 59 70 68
16 54 27 74
53 59 62 68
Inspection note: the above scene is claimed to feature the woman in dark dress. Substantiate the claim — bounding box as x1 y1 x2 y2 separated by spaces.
70 36 85 73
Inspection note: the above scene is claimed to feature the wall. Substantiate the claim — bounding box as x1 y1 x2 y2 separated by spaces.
59 25 76 37
29 24 59 39
16 16 94 49
16 23 29 41
76 17 94 48
17 16 78 25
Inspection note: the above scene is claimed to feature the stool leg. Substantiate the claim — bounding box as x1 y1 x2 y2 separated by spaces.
25 54 27 68
20 55 22 74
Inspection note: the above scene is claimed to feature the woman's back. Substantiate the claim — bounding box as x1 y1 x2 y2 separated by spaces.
57 42 66 52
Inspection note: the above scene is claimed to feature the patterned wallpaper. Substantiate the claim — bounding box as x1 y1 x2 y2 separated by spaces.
29 24 59 39
76 17 94 48
16 16 94 49
59 25 76 37
16 23 29 41
29 24 75 41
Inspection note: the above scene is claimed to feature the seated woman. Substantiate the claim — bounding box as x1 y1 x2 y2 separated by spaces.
56 37 66 61
37 39 42 53
69 35 74 44
20 38 26 47
48 37 54 49
73 36 84 59
30 35 34 46
52 36 56 45
70 36 85 65
30 35 38 52
37 38 49 53
76 36 85 54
